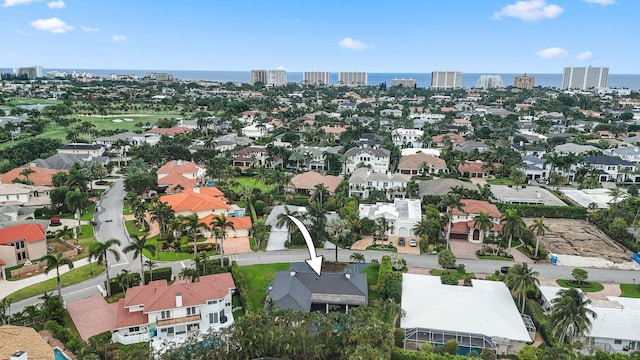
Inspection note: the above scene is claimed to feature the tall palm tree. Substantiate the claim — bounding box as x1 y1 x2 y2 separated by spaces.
210 213 235 266
144 259 157 282
150 201 175 239
184 213 210 258
438 193 463 249
529 216 550 258
500 208 526 254
505 262 540 312
93 238 122 297
123 234 156 284
65 188 88 235
39 252 74 303
276 206 300 245
311 183 329 207
350 252 365 263
412 219 432 242
19 167 34 185
550 288 597 344
473 211 494 250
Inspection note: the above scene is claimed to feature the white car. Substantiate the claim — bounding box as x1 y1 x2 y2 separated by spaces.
409 239 417 247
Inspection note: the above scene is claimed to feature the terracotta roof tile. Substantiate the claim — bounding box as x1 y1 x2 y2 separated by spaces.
0 167 63 186
452 199 501 218
290 171 342 193
157 160 204 175
398 153 447 170
146 126 193 136
114 299 148 330
0 223 46 245
431 133 465 144
160 188 230 213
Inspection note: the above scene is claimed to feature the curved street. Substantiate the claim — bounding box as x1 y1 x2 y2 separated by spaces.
7 179 640 315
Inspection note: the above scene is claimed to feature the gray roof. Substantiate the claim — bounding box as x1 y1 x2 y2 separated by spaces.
94 132 141 142
215 134 253 146
522 155 545 165
267 271 368 312
25 153 108 170
344 147 391 158
418 178 477 197
455 141 487 152
59 143 104 151
348 168 409 184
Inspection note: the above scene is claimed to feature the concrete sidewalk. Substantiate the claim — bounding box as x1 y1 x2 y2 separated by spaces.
0 257 91 300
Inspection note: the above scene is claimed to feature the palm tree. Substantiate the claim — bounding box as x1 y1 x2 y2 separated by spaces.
184 213 210 258
438 193 463 248
473 211 494 250
65 188 88 235
150 201 175 239
19 167 34 185
276 206 300 245
88 241 103 276
500 208 526 254
412 219 432 242
608 187 623 208
144 259 157 282
529 216 550 258
210 213 235 266
350 252 365 263
39 252 74 303
311 183 329 207
550 288 597 344
93 238 122 297
123 234 156 284
505 262 540 312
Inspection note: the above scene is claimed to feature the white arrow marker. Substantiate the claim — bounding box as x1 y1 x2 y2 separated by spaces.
287 215 323 276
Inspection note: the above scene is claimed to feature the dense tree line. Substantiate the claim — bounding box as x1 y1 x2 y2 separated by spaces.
0 137 62 172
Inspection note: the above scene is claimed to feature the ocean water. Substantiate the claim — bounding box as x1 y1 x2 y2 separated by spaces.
46 69 640 90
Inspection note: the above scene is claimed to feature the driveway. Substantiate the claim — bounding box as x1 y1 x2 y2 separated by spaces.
66 294 117 341
449 239 481 260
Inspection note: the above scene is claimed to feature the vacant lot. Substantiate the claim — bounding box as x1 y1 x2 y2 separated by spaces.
524 218 632 263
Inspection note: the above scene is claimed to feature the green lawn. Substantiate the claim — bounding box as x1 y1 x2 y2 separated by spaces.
77 225 95 240
7 263 105 302
80 203 96 221
556 279 604 292
239 263 290 312
233 176 275 193
620 284 640 298
362 263 380 303
486 178 515 186
142 237 196 261
6 97 61 106
125 220 148 237
429 269 475 280
123 203 132 215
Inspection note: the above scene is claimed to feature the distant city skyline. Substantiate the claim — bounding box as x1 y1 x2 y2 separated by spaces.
0 0 635 73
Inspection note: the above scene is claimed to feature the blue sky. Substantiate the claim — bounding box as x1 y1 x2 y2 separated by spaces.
0 0 636 73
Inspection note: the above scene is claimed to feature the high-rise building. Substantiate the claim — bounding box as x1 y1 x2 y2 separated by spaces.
268 68 287 86
475 75 504 89
303 71 330 86
250 69 268 85
391 78 416 88
338 72 368 87
430 71 462 90
562 66 609 90
16 66 43 80
144 72 174 81
513 74 535 90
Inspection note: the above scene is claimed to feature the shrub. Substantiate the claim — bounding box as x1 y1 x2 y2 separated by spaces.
389 253 406 271
456 264 466 274
144 267 172 284
231 261 250 311
444 339 459 355
440 273 458 285
494 203 586 219
44 320 70 343
377 255 393 295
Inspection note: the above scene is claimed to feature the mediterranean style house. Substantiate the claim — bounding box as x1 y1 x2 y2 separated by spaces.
0 223 47 274
112 273 236 346
449 199 502 243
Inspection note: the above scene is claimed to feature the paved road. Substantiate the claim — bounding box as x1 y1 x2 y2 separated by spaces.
7 179 640 315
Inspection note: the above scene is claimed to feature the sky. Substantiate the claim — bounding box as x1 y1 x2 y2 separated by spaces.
0 0 636 74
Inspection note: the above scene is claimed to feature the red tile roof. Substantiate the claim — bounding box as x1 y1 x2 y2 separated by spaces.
451 220 502 234
458 161 487 174
290 171 342 193
146 126 192 136
0 167 63 186
452 199 501 218
201 215 252 230
0 223 46 245
160 188 229 213
114 299 148 329
431 133 465 144
157 160 204 176
157 173 198 191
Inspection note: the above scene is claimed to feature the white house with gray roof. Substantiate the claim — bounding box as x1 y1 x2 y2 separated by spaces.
359 198 421 237
605 147 640 163
299 145 343 171
554 143 601 155
348 168 409 200
344 147 391 174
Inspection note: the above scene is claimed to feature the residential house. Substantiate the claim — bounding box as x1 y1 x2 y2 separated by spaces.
380 109 403 117
359 199 422 236
521 156 548 181
94 132 158 149
0 223 47 270
299 146 343 171
605 147 640 163
0 167 61 186
553 143 600 155
289 171 342 195
157 160 206 192
199 214 252 238
357 133 382 148
458 161 494 179
146 126 193 137
582 155 637 183
0 206 38 225
0 325 54 360
449 199 502 243
431 133 465 148
490 185 566 206
454 141 489 153
348 168 409 200
57 143 106 157
418 179 477 197
233 146 269 168
159 187 233 219
398 153 447 176
112 273 236 346
0 183 51 207
241 123 274 139
511 143 547 158
401 274 534 356
401 148 441 157
321 125 348 142
26 153 109 171
392 128 424 149
344 147 391 174
266 270 368 313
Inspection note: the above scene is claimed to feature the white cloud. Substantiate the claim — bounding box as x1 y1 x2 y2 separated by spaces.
492 0 563 21
577 51 593 60
338 37 372 50
2 0 38 7
47 0 63 8
80 25 99 32
30 17 73 34
536 47 568 58
584 0 615 5
112 34 127 42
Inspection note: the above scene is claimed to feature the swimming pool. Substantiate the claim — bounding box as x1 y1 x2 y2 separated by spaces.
54 347 71 360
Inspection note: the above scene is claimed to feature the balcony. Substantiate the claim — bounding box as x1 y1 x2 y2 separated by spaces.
157 314 201 326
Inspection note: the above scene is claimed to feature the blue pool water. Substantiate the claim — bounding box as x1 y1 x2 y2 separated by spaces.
54 348 70 360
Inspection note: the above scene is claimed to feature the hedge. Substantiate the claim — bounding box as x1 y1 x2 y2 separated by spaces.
391 349 480 360
144 267 172 284
495 203 586 219
286 195 311 206
377 255 393 296
180 242 218 254
106 273 141 295
591 217 640 253
524 298 557 346
231 261 250 312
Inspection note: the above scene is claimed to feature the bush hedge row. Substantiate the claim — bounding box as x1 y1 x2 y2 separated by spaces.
377 255 393 296
391 349 481 360
144 267 172 284
231 261 250 311
494 203 586 219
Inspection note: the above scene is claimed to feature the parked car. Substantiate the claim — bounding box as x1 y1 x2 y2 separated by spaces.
398 237 406 246
409 239 417 247
500 266 511 274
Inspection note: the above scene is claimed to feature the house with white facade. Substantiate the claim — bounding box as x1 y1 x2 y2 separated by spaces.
112 273 235 347
582 155 637 183
359 198 421 237
57 143 105 157
397 153 447 176
348 168 409 200
299 145 343 171
344 147 391 174
605 147 640 163
392 128 424 149
157 160 206 192
241 122 274 139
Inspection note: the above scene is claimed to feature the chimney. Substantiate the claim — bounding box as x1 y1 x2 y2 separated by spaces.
10 351 27 360
193 186 200 194
175 292 182 307
290 271 296 277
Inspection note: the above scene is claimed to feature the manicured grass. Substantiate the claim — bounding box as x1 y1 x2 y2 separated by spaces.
486 178 515 186
125 220 148 237
233 176 275 193
62 310 81 339
620 284 640 298
6 97 61 106
362 263 380 304
123 203 132 215
429 269 475 280
239 263 290 312
80 203 96 221
476 254 514 261
556 279 604 292
366 245 398 253
142 237 195 261
77 225 95 239
6 263 105 302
